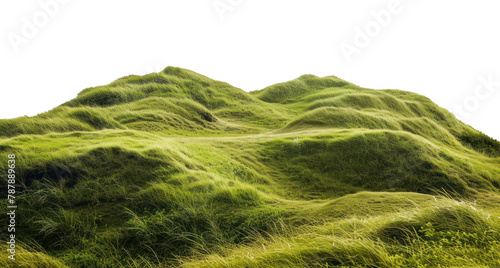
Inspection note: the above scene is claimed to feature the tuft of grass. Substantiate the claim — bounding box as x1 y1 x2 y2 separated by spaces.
0 243 68 268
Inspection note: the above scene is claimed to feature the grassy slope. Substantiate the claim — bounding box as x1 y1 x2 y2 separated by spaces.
1 67 499 267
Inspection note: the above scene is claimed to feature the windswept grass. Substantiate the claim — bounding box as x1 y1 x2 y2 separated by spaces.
181 198 500 268
1 67 499 267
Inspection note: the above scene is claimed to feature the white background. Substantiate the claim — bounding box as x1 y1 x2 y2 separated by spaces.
1 0 499 140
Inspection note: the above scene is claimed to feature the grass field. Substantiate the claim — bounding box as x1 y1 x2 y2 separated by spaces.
1 67 499 267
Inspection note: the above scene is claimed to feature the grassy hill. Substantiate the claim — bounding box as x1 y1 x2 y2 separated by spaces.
1 67 499 267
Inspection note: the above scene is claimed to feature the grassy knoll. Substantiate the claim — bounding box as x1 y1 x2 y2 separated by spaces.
1 67 499 267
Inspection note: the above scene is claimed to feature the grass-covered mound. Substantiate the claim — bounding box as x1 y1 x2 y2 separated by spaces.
0 67 499 267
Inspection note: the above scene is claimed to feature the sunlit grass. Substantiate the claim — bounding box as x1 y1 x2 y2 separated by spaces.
0 67 499 267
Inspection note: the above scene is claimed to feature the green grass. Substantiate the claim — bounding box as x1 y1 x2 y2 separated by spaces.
1 66 499 267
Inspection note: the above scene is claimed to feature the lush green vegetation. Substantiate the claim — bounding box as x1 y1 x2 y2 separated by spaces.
1 67 499 267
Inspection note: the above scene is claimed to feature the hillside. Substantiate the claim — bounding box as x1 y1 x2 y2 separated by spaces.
1 67 499 267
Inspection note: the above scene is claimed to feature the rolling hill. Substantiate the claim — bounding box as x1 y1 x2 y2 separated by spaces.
1 67 499 267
